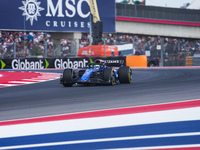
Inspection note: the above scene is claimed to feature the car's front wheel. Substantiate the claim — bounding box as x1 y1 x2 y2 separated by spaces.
63 69 73 87
103 67 115 86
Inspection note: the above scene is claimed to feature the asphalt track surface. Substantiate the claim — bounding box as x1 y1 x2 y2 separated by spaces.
0 68 200 121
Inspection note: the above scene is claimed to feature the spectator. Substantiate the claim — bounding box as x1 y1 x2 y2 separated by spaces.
135 50 141 55
110 49 115 56
118 51 123 56
0 31 200 59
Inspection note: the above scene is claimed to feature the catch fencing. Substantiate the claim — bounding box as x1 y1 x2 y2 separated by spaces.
0 39 77 59
1 34 200 67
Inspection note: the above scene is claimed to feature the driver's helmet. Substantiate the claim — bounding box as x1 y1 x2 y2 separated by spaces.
94 64 100 69
94 59 104 64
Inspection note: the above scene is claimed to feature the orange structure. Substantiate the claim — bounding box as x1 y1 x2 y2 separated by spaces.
126 55 147 67
78 45 118 57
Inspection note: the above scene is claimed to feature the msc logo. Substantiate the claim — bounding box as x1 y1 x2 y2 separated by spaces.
19 0 44 26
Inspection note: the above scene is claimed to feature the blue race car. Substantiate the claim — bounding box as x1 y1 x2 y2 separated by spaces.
60 61 132 87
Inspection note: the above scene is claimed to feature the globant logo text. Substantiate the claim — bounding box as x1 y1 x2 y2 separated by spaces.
54 58 88 68
12 59 44 69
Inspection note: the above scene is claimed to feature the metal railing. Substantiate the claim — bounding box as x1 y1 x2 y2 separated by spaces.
116 3 200 23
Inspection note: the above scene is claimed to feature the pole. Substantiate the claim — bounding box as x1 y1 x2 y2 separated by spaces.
102 38 106 57
44 39 47 58
158 36 164 67
89 14 92 45
13 42 16 58
130 37 135 55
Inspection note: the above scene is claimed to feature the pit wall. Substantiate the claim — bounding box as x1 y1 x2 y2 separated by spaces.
0 56 147 69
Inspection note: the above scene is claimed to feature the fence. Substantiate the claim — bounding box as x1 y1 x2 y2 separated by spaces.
1 30 200 66
116 36 200 66
0 39 77 59
1 35 200 66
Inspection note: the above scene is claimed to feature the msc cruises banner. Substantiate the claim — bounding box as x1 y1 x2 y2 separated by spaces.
0 0 115 33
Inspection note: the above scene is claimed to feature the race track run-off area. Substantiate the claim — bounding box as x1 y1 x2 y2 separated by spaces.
0 71 60 88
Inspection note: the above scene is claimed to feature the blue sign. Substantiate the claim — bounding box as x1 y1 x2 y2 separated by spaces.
0 0 115 33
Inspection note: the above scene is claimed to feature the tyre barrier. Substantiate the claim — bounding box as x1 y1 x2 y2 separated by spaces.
186 57 193 66
186 56 200 67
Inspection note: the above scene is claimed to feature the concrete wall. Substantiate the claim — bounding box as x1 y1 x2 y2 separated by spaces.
116 20 200 38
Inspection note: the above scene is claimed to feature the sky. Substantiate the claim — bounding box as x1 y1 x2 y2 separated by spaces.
146 0 194 8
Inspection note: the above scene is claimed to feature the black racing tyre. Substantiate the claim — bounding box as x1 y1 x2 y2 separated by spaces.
103 67 115 86
118 66 132 84
63 69 73 87
148 62 155 67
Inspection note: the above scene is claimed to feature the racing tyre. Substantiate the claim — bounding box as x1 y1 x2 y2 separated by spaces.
148 62 155 67
103 67 115 86
63 69 73 87
118 66 132 84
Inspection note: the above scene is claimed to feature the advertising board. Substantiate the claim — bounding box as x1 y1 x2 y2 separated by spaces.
0 57 126 69
0 0 115 33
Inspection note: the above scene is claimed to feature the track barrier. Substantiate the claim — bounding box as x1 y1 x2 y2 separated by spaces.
186 57 193 66
186 56 200 66
126 55 147 67
0 56 149 69
0 57 126 69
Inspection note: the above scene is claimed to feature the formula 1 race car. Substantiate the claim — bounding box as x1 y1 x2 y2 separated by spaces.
60 62 132 87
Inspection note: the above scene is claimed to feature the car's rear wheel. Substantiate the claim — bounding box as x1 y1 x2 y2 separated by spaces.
148 62 155 67
118 66 132 84
103 67 115 86
63 69 73 87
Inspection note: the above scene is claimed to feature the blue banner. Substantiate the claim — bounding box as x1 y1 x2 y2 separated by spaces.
0 0 115 33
